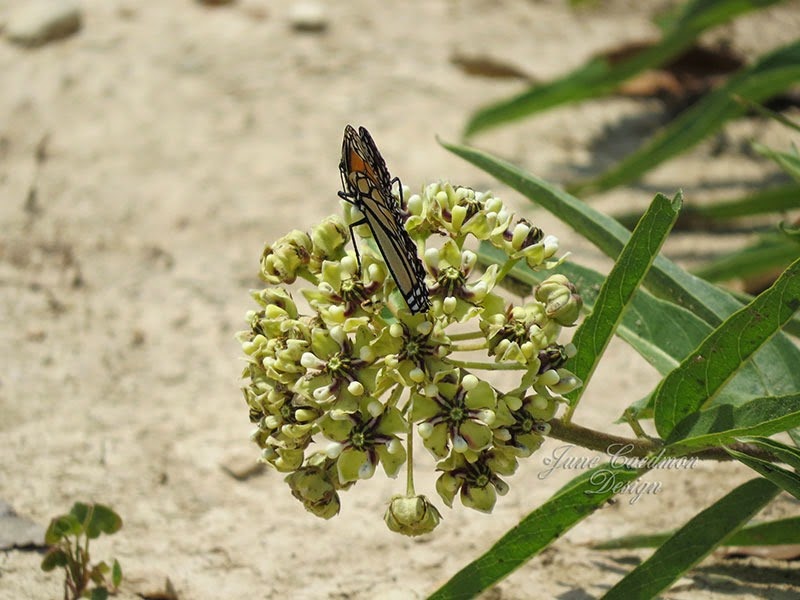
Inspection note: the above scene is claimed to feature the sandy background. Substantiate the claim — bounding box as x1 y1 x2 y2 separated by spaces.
1 1 799 599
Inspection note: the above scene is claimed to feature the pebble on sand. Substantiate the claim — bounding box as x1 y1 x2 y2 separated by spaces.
288 2 328 33
5 0 82 48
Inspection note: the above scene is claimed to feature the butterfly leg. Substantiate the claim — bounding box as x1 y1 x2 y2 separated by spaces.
337 190 366 275
347 218 368 275
390 176 404 207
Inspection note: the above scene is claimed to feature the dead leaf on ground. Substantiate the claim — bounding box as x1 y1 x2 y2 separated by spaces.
450 51 535 82
607 41 744 106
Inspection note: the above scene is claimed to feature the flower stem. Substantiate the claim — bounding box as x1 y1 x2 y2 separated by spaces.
386 384 405 410
447 330 485 341
548 419 657 457
451 341 488 352
447 359 527 370
622 409 651 439
406 425 415 496
548 419 784 462
494 256 523 285
296 269 320 286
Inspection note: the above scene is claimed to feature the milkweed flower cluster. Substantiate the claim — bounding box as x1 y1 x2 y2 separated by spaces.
238 181 582 535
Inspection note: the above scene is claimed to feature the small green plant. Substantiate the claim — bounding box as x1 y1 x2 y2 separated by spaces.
41 502 123 600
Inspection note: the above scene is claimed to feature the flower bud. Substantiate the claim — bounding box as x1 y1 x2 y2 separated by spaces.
534 275 582 326
549 369 582 395
285 467 341 519
311 216 349 259
384 495 442 536
260 230 312 284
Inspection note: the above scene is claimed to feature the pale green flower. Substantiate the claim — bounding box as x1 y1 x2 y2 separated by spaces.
435 446 517 512
424 238 499 322
319 397 408 484
302 256 386 331
410 372 498 459
373 314 452 389
294 325 379 413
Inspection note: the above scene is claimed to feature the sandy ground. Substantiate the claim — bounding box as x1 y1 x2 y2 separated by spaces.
1 1 799 599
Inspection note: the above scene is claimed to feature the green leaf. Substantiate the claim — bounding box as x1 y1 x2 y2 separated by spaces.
566 192 681 407
89 588 109 600
572 39 800 195
615 183 800 229
726 443 800 500
112 559 123 588
738 436 800 470
684 182 800 219
735 94 800 134
44 514 82 545
754 142 800 183
463 0 784 136
664 394 800 448
445 141 800 407
594 515 800 549
69 502 91 531
40 547 69 571
601 478 780 599
90 562 109 584
427 464 641 600
654 257 800 438
692 233 800 283
730 516 800 545
730 288 800 340
85 504 122 539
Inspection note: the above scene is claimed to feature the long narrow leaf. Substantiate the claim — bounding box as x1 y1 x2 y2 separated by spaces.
427 464 641 600
754 142 800 183
665 394 800 448
463 0 784 136
738 436 800 470
684 182 800 219
594 516 800 549
654 256 800 438
566 193 681 407
726 444 800 500
734 94 800 134
692 233 800 282
615 182 800 228
730 288 800 339
571 39 800 195
601 478 780 600
443 141 800 405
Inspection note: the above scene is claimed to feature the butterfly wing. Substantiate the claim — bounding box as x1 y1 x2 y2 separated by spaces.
355 179 430 314
338 125 430 314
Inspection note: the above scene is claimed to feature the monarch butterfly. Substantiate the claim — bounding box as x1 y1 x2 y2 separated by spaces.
338 125 430 314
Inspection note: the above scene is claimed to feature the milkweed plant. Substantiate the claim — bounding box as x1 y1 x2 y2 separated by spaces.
237 181 582 536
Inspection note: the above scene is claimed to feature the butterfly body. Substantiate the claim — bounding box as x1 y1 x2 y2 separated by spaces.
338 125 430 314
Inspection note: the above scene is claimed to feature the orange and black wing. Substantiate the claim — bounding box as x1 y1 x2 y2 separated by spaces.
338 124 430 314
